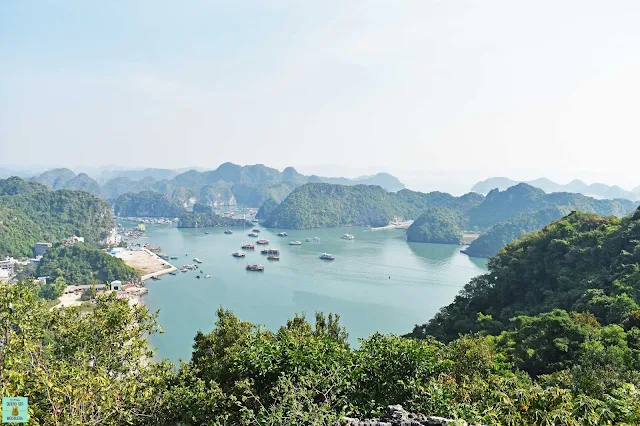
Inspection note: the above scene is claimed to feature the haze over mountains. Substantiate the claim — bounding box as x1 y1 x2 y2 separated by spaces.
472 177 640 201
17 163 405 208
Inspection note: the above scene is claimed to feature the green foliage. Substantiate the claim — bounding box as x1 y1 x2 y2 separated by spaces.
178 211 254 228
411 209 640 342
463 206 569 258
255 197 280 219
406 207 464 244
39 276 67 300
36 242 139 285
263 183 482 229
114 191 185 217
0 177 115 257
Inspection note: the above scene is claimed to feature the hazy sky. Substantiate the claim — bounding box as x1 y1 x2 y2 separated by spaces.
2 1 639 189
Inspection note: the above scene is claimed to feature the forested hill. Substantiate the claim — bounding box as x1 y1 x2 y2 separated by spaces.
408 206 640 343
0 177 114 257
114 191 185 218
405 183 636 252
262 183 483 229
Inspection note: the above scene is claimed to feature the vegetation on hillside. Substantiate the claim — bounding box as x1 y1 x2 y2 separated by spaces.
409 207 640 342
0 177 114 257
462 206 569 258
4 281 640 425
256 197 280 219
114 191 185 217
36 242 139 285
406 208 464 244
263 184 483 229
178 211 253 228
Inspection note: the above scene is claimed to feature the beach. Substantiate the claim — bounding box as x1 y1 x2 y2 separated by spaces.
115 249 177 280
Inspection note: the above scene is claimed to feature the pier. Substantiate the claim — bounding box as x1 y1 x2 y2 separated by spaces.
115 248 178 281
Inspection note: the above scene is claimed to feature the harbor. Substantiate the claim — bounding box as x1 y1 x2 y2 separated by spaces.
115 248 178 280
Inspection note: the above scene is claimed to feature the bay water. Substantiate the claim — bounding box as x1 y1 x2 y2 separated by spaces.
136 224 488 363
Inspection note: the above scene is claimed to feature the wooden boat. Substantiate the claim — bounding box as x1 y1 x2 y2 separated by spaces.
256 239 269 245
232 251 246 258
267 255 280 261
246 264 264 271
260 248 280 255
242 243 255 250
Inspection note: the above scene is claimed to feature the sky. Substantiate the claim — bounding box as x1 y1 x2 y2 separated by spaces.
1 1 640 192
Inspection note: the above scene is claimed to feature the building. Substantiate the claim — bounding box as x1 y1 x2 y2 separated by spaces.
63 235 85 246
33 242 52 257
110 280 122 291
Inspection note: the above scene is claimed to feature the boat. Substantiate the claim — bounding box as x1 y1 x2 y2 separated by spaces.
341 233 355 240
267 255 280 261
248 232 259 237
232 251 246 258
169 271 177 275
319 253 335 260
252 228 260 233
224 230 233 234
242 243 255 250
289 241 302 245
181 268 188 273
260 248 280 255
196 275 201 279
256 239 269 245
313 237 320 241
194 258 203 263
204 231 210 234
200 270 203 273
170 256 178 260
205 274 212 278
305 237 313 242
151 276 161 280
246 264 264 271
277 232 287 237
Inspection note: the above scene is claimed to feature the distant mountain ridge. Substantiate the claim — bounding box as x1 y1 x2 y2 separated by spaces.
26 163 406 207
472 177 639 200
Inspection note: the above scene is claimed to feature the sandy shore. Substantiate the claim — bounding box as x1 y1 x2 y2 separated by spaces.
115 249 177 280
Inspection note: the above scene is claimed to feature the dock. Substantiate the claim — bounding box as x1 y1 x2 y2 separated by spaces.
115 248 178 281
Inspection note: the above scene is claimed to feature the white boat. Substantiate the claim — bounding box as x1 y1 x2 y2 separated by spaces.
232 251 246 258
319 253 335 260
341 234 355 240
277 232 288 237
305 237 313 242
289 241 302 245
194 258 203 263
205 274 212 278
248 232 259 237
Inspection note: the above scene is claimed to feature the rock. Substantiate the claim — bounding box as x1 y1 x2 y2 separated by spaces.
338 405 477 426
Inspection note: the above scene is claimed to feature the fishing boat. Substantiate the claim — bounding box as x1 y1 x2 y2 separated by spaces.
194 258 203 263
246 264 264 271
267 255 280 261
232 251 246 258
256 239 269 245
248 232 259 237
224 230 233 235
242 243 255 250
341 233 355 240
260 248 280 255
319 253 335 260
289 241 302 245
277 232 287 237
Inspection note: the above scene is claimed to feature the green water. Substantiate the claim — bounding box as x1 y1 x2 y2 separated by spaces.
137 224 488 363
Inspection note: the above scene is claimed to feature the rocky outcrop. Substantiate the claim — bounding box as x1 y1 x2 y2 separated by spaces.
339 405 479 426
